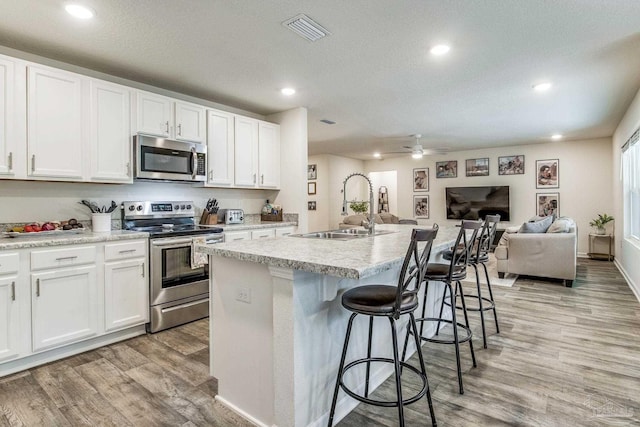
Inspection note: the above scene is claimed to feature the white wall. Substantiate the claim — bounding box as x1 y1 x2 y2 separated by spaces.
613 86 640 298
365 137 613 255
307 155 365 231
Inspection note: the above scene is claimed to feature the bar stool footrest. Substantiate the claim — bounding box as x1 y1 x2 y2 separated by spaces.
340 357 427 407
415 317 473 344
443 295 495 312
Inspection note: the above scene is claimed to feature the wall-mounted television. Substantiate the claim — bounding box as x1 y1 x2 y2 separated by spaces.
445 186 510 221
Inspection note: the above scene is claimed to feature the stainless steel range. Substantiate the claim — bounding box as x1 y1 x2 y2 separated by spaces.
121 201 224 333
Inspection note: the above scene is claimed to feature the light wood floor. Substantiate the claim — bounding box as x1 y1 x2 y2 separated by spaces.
0 259 638 426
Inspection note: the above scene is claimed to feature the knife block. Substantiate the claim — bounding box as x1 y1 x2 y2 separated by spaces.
200 211 218 225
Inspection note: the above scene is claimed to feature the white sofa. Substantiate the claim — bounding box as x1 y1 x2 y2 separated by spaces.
494 217 577 287
338 213 417 229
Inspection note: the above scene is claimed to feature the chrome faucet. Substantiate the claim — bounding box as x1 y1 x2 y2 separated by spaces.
342 172 375 235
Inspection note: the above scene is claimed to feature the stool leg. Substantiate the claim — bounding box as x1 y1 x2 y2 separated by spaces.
388 317 405 427
434 284 448 336
457 281 477 368
364 316 374 397
448 283 464 395
482 261 500 334
328 313 357 427
472 263 488 349
420 281 430 337
409 313 437 426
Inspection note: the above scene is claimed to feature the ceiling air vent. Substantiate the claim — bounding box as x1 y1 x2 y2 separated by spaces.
282 14 330 42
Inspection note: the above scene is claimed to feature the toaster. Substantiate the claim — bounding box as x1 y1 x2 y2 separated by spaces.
224 209 244 224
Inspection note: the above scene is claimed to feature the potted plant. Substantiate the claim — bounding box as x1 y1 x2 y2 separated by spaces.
349 200 369 215
589 213 614 235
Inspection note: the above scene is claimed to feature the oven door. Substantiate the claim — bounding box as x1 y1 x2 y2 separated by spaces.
135 135 206 182
149 234 221 306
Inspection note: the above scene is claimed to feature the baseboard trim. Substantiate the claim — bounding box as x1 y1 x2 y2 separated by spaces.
214 395 270 427
614 259 640 303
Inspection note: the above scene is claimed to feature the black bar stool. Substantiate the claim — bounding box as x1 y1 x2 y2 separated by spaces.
411 220 482 395
327 227 439 427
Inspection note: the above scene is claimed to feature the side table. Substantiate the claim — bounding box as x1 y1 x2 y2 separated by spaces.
588 233 614 261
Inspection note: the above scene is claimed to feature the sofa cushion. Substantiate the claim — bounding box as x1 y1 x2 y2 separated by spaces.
519 215 553 233
547 218 572 233
378 213 400 224
343 215 368 225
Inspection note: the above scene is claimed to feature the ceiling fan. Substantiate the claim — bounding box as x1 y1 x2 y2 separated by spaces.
379 134 449 159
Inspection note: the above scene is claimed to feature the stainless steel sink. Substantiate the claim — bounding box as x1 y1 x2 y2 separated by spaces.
291 229 396 240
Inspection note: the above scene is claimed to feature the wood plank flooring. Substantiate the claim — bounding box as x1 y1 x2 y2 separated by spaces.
339 259 640 427
0 259 637 426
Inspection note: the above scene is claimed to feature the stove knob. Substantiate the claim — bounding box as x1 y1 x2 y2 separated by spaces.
128 205 135 211
136 205 143 211
181 204 186 210
174 205 180 210
186 204 192 210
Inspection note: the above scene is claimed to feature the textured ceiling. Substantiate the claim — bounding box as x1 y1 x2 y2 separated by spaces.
1 0 639 159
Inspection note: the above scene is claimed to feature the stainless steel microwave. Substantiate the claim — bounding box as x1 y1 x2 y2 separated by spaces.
134 134 206 182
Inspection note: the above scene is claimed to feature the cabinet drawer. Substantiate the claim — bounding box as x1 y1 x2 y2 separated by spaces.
31 246 97 271
225 231 251 242
0 253 19 275
251 229 275 240
105 240 147 261
275 227 295 238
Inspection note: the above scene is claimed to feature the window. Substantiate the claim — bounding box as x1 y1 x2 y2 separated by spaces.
622 128 640 242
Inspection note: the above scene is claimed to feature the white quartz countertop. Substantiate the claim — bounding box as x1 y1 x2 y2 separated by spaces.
197 224 459 279
0 230 149 250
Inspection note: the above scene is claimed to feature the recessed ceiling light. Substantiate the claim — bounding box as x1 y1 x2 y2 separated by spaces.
430 44 451 56
281 87 296 96
551 134 563 140
65 3 95 19
373 152 381 158
533 82 552 92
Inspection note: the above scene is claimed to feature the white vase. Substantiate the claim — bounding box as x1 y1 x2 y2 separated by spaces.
595 227 606 235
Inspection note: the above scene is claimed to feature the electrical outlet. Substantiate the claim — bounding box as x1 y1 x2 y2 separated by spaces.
236 288 251 304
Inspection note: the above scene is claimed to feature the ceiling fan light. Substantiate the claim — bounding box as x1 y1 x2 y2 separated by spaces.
411 152 423 159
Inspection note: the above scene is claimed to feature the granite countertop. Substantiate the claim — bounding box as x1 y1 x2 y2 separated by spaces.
197 224 459 279
0 230 149 250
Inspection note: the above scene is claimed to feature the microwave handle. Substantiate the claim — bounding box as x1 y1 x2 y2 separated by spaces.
191 147 197 180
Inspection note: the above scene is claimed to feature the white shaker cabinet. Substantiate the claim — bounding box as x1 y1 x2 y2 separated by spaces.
0 253 21 362
136 91 205 143
31 265 99 352
89 79 132 182
104 240 148 332
234 116 259 187
206 108 235 186
27 65 84 180
258 121 280 189
0 56 24 178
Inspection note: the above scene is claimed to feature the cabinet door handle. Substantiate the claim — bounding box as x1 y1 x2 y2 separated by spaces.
261 174 264 184
118 249 136 254
177 124 182 136
209 170 213 180
11 281 15 301
31 155 35 172
253 173 256 184
55 256 78 261
165 121 170 133
126 162 131 176
36 278 40 297
141 262 145 277
8 152 12 171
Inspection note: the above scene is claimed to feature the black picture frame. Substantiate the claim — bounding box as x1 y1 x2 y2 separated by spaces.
413 168 429 191
436 161 457 178
536 159 559 189
498 155 525 175
465 158 489 177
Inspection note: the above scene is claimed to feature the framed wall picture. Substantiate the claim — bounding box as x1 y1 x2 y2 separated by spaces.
436 161 457 178
537 193 559 217
536 159 559 188
307 164 317 180
466 158 489 177
308 201 316 211
307 182 316 195
498 155 525 175
413 168 429 191
413 195 429 218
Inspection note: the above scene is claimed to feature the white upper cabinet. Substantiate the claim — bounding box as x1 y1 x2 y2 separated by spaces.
136 91 172 138
89 79 132 182
258 121 280 189
234 116 259 187
136 91 205 143
27 65 84 180
0 56 17 177
175 101 206 143
206 109 234 186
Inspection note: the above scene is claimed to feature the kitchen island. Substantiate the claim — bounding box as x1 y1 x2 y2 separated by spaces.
197 224 459 427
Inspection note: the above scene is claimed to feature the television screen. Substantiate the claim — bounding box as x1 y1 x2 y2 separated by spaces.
445 186 510 221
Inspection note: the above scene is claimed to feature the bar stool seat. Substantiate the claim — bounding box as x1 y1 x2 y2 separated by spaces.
328 227 439 427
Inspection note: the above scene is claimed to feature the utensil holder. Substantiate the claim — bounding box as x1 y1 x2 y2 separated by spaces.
92 213 111 232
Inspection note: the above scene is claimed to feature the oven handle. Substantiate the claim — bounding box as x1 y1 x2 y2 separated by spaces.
161 298 209 313
151 238 194 247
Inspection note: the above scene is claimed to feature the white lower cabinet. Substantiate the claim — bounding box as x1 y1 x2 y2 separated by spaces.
275 227 295 237
225 230 251 242
104 258 148 332
31 265 98 352
225 227 295 242
251 229 275 240
0 274 20 362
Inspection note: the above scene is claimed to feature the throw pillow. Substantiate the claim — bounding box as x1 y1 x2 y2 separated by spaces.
519 215 554 233
547 218 571 233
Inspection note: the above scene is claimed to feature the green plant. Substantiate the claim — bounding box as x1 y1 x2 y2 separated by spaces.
349 200 369 214
589 213 614 229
